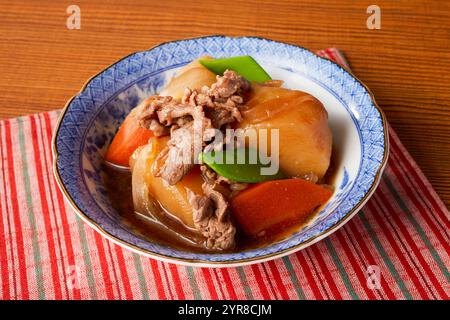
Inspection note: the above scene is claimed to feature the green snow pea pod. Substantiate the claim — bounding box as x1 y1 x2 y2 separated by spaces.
199 148 285 183
199 56 271 83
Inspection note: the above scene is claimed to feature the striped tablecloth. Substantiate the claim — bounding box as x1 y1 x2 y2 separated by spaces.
0 49 448 300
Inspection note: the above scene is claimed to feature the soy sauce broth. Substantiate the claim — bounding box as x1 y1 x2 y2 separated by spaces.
103 164 211 253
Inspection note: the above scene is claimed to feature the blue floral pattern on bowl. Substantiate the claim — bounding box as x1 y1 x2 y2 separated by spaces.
53 36 388 266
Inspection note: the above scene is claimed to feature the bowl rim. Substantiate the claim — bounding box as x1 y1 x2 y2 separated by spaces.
52 35 389 267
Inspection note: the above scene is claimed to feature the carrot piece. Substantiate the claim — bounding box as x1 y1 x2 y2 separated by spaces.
230 179 333 236
104 107 153 167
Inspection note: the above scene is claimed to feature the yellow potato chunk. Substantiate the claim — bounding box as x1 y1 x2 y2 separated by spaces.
130 137 203 228
159 56 216 100
237 84 332 179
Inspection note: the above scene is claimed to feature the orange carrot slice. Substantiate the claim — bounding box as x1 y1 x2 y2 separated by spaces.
230 179 333 236
104 108 153 167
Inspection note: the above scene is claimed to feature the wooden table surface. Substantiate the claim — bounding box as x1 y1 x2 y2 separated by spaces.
0 0 449 206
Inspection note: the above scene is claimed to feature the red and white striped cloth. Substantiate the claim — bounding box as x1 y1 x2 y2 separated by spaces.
0 49 448 300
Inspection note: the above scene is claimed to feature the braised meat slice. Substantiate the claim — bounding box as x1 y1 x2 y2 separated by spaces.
153 120 210 186
138 98 214 185
187 182 236 250
137 70 249 185
182 70 250 128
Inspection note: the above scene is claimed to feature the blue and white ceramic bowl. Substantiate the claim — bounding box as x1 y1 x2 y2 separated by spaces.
52 36 389 267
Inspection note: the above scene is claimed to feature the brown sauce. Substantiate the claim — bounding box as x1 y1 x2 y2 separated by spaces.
103 165 210 252
103 147 338 253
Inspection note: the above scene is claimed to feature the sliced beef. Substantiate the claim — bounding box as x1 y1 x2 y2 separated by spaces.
210 69 250 98
182 70 249 128
153 120 211 185
200 165 248 197
138 98 215 185
137 70 249 185
137 96 172 136
187 182 236 250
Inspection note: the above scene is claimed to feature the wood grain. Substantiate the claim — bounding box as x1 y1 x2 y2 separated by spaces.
0 0 449 207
